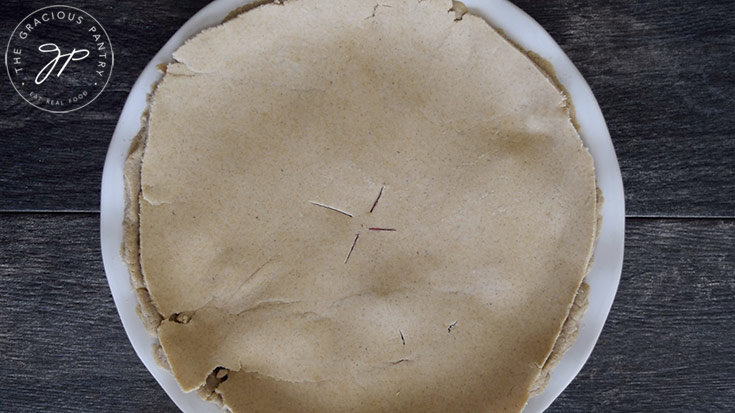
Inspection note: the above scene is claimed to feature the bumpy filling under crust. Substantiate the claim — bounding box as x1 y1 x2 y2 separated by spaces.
123 0 601 411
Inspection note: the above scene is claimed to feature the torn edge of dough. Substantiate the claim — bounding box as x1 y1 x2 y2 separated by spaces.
529 280 590 397
223 0 282 23
123 110 163 336
450 1 468 21
492 27 581 132
153 342 172 371
529 187 604 396
518 39 604 395
198 367 230 407
526 50 581 133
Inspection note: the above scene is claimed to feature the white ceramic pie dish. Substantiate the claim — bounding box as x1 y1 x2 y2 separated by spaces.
100 1 625 411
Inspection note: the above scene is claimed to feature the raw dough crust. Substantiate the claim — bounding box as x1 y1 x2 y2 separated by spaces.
124 0 599 411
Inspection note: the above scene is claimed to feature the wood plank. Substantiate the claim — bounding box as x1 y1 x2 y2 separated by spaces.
0 214 733 411
551 218 735 411
0 213 177 412
1 0 733 217
512 0 735 218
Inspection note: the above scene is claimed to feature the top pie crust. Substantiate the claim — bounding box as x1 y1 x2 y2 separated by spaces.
123 0 599 411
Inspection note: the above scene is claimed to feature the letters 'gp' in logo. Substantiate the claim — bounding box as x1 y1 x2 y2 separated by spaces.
5 5 113 113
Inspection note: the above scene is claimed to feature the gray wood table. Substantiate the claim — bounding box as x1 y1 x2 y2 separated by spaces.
1 0 733 411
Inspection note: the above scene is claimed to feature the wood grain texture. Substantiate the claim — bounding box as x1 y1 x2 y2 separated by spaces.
1 0 733 216
512 0 735 218
551 218 735 412
0 213 177 412
1 215 733 412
